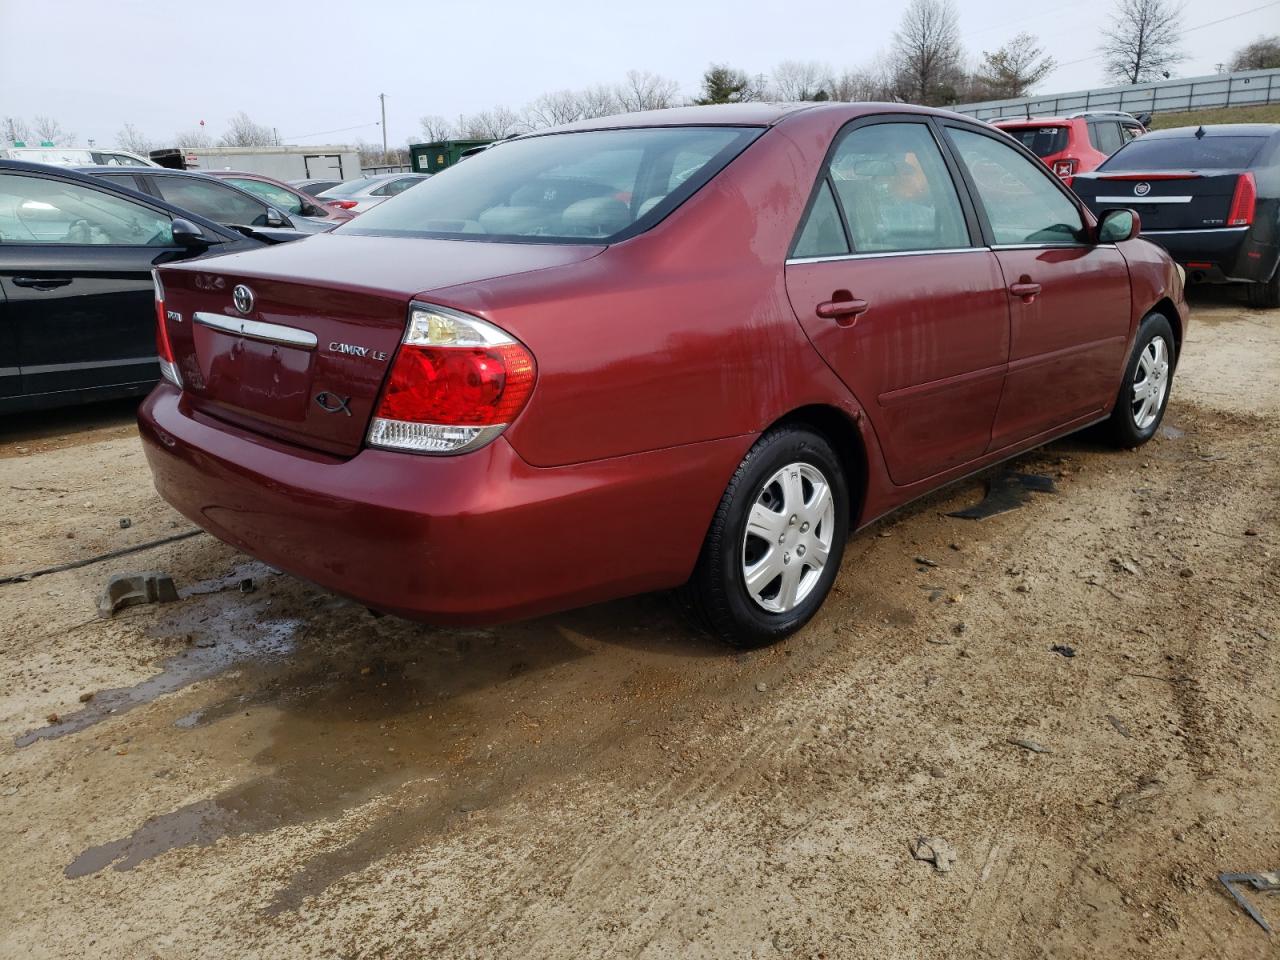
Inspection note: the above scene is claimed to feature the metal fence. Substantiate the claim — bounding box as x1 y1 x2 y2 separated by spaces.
951 67 1280 121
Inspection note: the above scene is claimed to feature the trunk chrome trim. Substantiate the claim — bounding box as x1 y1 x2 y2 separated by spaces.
786 247 982 265
1142 226 1250 235
1094 195 1193 204
192 312 318 350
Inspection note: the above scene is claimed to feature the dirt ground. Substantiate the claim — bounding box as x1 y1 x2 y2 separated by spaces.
1 288 1276 959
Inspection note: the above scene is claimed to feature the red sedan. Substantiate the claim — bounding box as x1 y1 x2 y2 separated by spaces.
141 103 1187 647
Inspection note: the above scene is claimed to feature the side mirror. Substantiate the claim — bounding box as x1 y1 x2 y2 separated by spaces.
171 217 210 247
1097 208 1141 244
265 207 287 228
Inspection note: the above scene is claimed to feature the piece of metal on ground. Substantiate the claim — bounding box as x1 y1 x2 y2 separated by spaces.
98 571 180 618
948 471 1057 520
1219 870 1280 934
0 530 204 586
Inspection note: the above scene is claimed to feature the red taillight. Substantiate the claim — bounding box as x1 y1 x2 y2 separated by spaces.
368 303 536 455
151 269 181 387
327 199 358 210
1053 158 1077 178
1228 172 1256 227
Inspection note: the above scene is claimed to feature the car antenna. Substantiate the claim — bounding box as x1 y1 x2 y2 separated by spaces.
1195 125 1206 139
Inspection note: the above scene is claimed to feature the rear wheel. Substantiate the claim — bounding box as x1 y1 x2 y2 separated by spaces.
1102 312 1176 448
1246 268 1280 309
681 425 849 648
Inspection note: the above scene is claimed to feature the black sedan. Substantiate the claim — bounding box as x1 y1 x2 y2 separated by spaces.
1073 123 1280 307
82 167 335 235
0 160 299 414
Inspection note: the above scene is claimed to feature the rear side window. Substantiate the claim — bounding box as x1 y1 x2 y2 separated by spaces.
823 122 969 254
341 126 762 243
153 176 269 226
1091 121 1123 155
1100 135 1268 171
792 181 848 258
948 127 1084 245
1001 125 1069 158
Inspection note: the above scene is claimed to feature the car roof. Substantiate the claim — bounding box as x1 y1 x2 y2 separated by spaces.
992 117 1075 126
1139 123 1280 139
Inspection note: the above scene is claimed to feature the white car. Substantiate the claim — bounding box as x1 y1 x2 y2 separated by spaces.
0 146 157 167
316 172 430 214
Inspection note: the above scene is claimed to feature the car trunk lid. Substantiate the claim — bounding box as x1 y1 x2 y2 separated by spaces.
1073 169 1244 231
158 234 604 457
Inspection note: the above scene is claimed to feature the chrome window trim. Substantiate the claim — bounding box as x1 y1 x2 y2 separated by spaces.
192 311 318 349
990 242 1099 250
1142 226 1250 235
1094 195 1193 204
786 246 982 265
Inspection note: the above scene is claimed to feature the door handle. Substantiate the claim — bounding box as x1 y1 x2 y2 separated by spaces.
816 295 870 323
12 276 72 290
1009 281 1042 302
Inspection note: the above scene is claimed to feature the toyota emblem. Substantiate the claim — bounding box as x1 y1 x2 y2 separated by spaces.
232 284 255 315
1133 182 1151 197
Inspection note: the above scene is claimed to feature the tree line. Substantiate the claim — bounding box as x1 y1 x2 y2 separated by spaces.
7 0 1279 162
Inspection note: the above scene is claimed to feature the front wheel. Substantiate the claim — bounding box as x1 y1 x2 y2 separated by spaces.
681 425 849 648
1101 312 1176 448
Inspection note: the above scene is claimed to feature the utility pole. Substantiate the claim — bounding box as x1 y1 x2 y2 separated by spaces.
379 93 388 158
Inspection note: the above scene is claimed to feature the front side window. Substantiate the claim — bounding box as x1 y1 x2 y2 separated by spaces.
824 122 969 254
0 172 173 245
228 177 303 215
342 126 762 243
372 176 425 197
948 127 1084 245
153 176 270 226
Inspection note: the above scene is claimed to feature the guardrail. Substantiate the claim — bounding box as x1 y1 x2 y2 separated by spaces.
951 67 1280 121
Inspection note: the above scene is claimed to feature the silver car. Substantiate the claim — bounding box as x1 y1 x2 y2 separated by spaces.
316 173 431 214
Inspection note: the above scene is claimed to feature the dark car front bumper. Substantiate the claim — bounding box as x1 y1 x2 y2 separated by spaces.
1140 226 1278 284
138 384 750 624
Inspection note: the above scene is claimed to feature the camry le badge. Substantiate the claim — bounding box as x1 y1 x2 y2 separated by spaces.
1134 182 1151 197
314 391 353 416
232 284 255 315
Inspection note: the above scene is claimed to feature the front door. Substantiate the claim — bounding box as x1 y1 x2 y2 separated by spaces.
0 170 178 399
941 125 1132 449
784 118 1010 486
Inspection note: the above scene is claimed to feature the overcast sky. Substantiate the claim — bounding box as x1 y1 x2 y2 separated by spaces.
1 0 1275 149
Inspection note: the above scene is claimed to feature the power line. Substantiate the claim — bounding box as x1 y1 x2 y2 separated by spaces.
281 120 381 141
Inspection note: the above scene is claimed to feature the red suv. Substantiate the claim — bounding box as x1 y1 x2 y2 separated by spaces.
140 103 1187 647
994 112 1147 181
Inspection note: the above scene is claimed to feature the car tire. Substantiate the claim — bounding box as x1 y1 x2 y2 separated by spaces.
1102 312 1176 448
681 425 849 648
1246 268 1280 309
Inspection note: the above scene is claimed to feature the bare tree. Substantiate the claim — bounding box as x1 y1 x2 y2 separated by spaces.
574 84 623 118
32 115 74 145
174 127 214 148
1100 0 1187 85
116 122 154 155
524 90 587 129
771 60 833 101
975 33 1057 99
1231 35 1280 71
615 70 680 112
828 63 894 102
3 116 33 145
218 111 275 147
889 0 964 105
418 114 454 142
456 106 525 140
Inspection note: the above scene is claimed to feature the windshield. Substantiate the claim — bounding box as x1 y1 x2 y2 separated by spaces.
1100 135 1268 171
340 126 762 243
998 125 1069 158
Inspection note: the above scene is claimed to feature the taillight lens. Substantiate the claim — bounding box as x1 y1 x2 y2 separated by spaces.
1228 172 1256 227
151 269 182 388
327 199 358 210
1053 158 1077 178
368 303 536 455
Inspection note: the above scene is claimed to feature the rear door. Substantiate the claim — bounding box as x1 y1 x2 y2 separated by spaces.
940 123 1132 449
0 170 184 398
784 117 1010 486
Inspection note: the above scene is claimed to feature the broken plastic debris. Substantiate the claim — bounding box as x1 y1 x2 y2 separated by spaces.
910 836 957 873
98 572 179 618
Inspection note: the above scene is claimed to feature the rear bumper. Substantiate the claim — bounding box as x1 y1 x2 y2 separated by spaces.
1140 227 1278 283
138 386 750 624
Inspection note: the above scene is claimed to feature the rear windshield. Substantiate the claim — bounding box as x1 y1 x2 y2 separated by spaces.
339 126 762 243
319 178 382 198
1100 135 1268 171
999 125 1069 158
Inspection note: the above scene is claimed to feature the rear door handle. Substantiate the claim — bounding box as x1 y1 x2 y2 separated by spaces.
12 276 73 290
1009 282 1042 302
816 296 870 322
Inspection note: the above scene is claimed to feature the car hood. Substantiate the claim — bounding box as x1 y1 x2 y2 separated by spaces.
166 233 607 299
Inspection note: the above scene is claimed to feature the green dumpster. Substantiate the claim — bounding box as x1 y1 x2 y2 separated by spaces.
409 139 494 173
